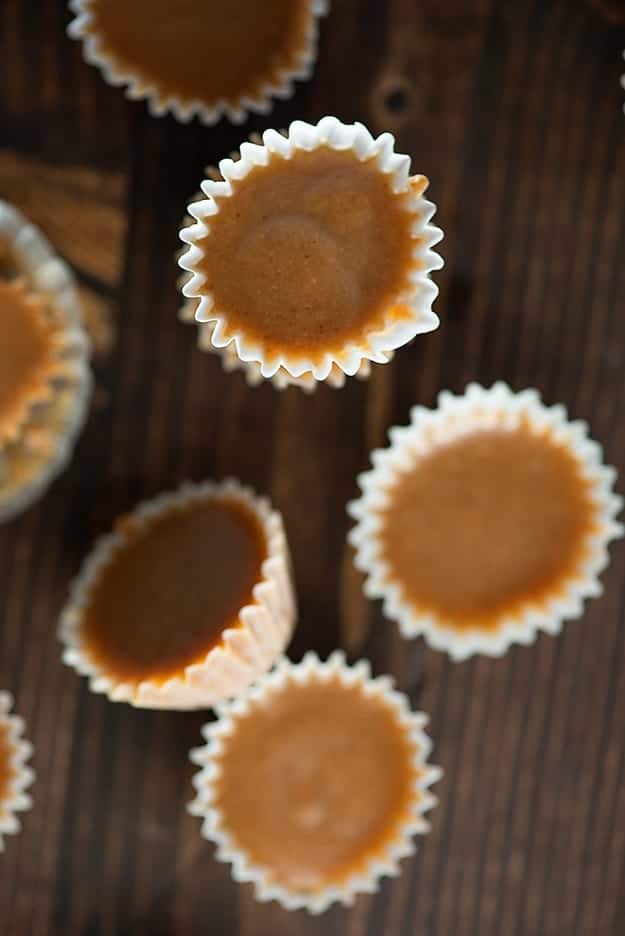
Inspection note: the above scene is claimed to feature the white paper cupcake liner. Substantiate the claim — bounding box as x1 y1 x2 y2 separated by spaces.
0 693 35 852
0 200 84 327
180 304 388 392
188 650 441 913
0 201 92 523
59 479 296 710
348 382 624 661
178 161 389 393
68 0 329 126
179 116 443 385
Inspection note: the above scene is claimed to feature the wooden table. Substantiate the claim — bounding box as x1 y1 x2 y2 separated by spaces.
1 1 625 933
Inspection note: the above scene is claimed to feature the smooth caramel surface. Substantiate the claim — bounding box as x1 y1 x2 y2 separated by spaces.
0 279 55 439
84 0 312 105
196 147 415 356
81 498 267 684
0 722 15 817
380 426 595 630
214 677 417 892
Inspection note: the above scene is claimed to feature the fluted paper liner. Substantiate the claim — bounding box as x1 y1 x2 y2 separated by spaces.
0 280 77 442
68 0 329 126
348 382 624 661
179 165 390 392
188 650 441 913
0 201 92 522
60 479 296 710
0 693 35 851
0 200 84 326
180 307 387 391
178 116 443 385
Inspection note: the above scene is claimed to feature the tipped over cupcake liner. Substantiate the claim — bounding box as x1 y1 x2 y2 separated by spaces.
59 479 296 710
0 202 92 522
348 382 624 661
178 116 443 386
68 0 329 126
0 693 35 851
188 650 441 913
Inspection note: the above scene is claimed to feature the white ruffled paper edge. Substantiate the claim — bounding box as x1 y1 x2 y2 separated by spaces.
179 116 444 382
179 308 390 392
0 200 92 523
0 693 35 852
59 479 296 710
67 0 329 125
347 382 625 661
188 650 442 914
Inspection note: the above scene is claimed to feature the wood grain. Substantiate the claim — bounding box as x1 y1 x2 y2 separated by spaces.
1 1 625 934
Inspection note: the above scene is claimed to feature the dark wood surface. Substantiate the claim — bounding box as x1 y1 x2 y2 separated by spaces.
1 1 625 933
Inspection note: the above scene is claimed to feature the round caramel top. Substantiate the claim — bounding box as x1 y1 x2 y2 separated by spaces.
0 722 15 818
379 426 596 631
83 0 314 107
80 498 267 685
213 676 418 892
195 147 416 358
0 278 58 443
